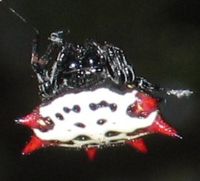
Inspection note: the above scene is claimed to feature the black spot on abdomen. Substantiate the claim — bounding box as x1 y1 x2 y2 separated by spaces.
74 122 86 128
55 113 64 120
105 131 120 137
74 135 91 141
97 119 107 125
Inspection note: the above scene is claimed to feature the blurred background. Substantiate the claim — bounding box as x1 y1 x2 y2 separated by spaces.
0 0 199 180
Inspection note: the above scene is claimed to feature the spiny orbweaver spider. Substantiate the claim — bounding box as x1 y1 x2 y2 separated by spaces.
0 0 192 160
17 30 192 160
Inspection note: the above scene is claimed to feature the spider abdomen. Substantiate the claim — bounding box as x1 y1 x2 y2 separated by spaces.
17 87 179 159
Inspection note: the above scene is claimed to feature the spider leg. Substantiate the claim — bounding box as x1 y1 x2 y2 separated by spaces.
103 44 121 84
31 33 59 97
103 44 135 87
134 76 163 93
114 48 135 84
49 46 66 91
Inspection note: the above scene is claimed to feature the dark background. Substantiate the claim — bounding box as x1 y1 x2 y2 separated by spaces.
0 0 200 180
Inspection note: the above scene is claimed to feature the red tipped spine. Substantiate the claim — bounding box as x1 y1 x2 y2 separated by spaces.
22 136 47 155
148 115 182 138
85 147 97 161
128 138 148 153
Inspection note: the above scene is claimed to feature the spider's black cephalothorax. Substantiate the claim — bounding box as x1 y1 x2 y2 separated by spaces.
31 30 160 99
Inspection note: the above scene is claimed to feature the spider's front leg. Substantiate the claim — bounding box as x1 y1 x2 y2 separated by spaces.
103 44 162 93
103 44 135 87
31 33 59 98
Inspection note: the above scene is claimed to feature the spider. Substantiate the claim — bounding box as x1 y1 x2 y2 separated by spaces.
1 0 192 159
31 30 160 99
